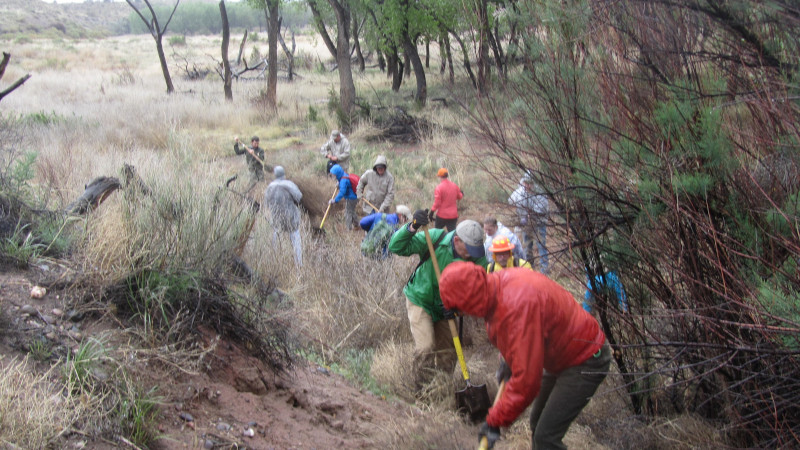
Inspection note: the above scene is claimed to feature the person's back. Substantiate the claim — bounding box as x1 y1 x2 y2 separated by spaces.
264 166 303 266
431 168 463 231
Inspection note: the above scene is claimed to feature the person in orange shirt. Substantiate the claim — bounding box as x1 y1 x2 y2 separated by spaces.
430 168 463 231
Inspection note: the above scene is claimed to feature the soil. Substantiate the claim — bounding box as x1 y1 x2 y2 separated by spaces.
0 267 426 449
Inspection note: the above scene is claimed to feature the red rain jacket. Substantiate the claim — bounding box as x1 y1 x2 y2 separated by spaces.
439 262 605 427
431 178 463 220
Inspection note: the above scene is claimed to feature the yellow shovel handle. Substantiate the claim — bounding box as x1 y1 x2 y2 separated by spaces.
450 319 470 381
478 381 506 450
319 187 339 229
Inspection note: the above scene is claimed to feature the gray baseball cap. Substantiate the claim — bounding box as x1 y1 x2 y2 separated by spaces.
455 220 485 259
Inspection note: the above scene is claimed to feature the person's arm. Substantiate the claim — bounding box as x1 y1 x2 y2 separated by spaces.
337 139 351 163
388 221 428 256
333 179 347 203
356 172 368 198
320 140 331 156
431 184 441 212
380 175 395 212
234 139 246 155
360 214 375 231
288 183 303 205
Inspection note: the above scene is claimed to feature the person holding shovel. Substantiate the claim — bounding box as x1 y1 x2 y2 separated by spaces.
356 155 395 214
439 262 611 450
234 136 266 193
388 212 488 389
328 164 359 230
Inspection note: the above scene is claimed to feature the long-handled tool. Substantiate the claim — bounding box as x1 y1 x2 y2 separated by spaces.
423 226 491 423
318 187 339 230
361 197 381 213
478 381 506 450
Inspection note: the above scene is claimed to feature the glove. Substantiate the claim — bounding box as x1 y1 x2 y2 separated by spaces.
442 307 455 321
411 209 430 231
328 199 335 205
496 358 511 384
428 209 436 221
478 422 501 449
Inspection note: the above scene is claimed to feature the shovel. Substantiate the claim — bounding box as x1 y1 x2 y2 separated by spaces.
478 381 506 450
423 226 491 423
361 197 381 213
318 187 339 231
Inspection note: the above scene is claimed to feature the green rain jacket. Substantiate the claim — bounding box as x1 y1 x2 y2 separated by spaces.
389 224 488 321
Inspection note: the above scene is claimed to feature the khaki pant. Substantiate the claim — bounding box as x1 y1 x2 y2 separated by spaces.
406 299 457 388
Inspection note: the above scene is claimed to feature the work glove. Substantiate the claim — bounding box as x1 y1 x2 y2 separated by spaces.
442 307 456 321
496 358 511 384
428 209 436 221
328 199 335 205
478 422 501 449
411 209 430 231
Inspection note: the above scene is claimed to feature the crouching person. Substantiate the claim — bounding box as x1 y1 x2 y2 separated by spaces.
439 262 611 449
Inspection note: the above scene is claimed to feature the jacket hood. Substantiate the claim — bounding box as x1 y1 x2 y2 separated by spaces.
440 261 495 318
330 164 344 181
373 155 388 171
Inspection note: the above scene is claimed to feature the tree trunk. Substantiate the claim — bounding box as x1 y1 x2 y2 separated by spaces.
0 53 31 103
219 1 233 101
125 0 180 94
449 29 476 89
352 13 365 72
425 37 430 68
265 0 280 111
475 0 490 94
329 0 355 129
445 34 454 84
237 29 248 65
402 32 426 105
377 48 385 72
277 19 296 82
308 1 338 58
155 37 175 93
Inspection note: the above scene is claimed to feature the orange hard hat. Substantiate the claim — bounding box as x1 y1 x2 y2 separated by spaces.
489 236 514 253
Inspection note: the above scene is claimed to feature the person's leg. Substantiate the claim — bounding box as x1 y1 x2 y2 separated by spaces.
529 370 557 447
530 344 611 449
535 222 548 274
290 229 302 266
406 299 436 388
345 198 358 229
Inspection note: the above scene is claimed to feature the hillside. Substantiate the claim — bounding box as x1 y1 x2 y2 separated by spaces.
0 0 130 37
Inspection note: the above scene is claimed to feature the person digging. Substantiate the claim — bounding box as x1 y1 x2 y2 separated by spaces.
388 210 488 390
234 135 267 194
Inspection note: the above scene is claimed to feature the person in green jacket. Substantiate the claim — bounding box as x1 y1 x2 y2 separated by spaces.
388 209 489 389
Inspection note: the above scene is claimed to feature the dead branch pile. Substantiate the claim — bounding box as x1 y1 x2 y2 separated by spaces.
367 107 433 144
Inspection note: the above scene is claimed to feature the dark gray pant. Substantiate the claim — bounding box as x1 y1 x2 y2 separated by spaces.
529 342 611 449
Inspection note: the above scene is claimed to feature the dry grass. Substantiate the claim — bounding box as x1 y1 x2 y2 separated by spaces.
0 357 85 448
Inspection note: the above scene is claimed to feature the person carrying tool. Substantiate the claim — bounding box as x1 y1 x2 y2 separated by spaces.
328 164 359 230
430 168 463 231
439 262 611 450
483 216 525 262
320 129 351 173
388 211 488 389
356 155 395 215
359 205 411 259
234 136 266 193
486 236 533 273
264 166 303 266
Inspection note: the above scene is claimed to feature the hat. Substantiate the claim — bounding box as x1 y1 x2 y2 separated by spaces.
273 165 285 179
331 130 341 138
251 136 259 142
489 236 514 253
395 205 412 221
437 168 449 177
455 220 485 259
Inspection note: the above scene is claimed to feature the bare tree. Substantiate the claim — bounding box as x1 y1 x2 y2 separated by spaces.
125 0 181 94
0 52 31 103
219 1 233 101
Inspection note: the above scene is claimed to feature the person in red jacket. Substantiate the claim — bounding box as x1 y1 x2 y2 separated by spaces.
430 167 463 231
439 262 611 449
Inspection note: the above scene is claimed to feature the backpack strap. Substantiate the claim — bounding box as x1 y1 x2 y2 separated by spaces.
488 261 496 272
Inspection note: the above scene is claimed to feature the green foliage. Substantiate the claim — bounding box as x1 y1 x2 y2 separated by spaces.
117 385 161 448
756 272 800 349
62 337 107 394
300 348 390 397
168 35 186 46
27 338 52 362
1 223 44 268
307 105 329 135
23 111 66 126
124 270 200 339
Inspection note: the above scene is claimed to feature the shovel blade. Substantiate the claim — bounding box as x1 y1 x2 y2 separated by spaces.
455 383 491 423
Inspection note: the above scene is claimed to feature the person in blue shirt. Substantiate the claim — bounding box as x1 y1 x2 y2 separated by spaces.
329 164 359 230
359 205 412 259
584 270 629 313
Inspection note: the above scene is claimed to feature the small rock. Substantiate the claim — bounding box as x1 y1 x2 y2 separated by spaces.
52 308 63 317
203 439 214 449
45 332 57 340
316 366 330 376
30 286 47 299
67 330 82 340
216 422 231 431
179 412 194 422
73 440 86 449
243 428 255 437
39 314 54 325
21 305 37 315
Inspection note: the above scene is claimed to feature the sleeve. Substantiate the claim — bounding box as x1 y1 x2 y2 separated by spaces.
380 175 395 212
356 172 368 198
388 223 428 256
360 214 375 231
320 140 330 155
334 180 346 202
486 300 545 428
338 139 351 162
431 184 441 211
234 143 245 155
288 183 303 204
457 185 464 200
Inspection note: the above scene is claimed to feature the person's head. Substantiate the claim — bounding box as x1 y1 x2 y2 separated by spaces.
373 155 388 175
251 136 260 147
440 261 492 317
437 168 449 179
329 163 344 180
489 235 515 267
453 220 485 260
396 205 412 223
483 216 499 237
331 130 341 143
273 165 285 180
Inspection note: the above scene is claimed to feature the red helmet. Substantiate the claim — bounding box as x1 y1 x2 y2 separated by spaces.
489 236 514 253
